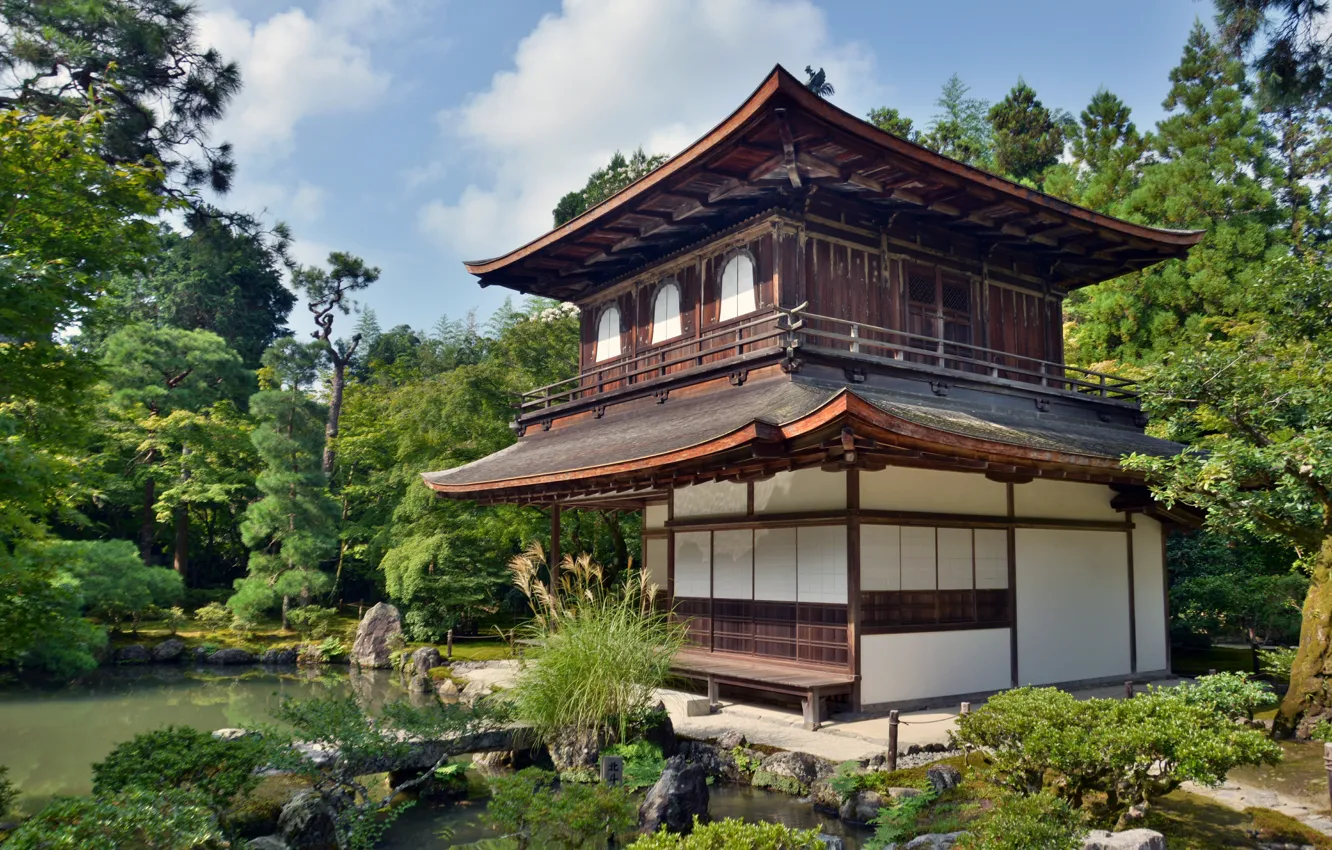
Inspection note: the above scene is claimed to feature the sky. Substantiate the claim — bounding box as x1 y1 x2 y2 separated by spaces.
193 0 1206 338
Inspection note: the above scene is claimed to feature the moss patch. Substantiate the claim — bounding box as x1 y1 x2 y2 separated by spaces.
224 774 312 839
751 770 807 796
1245 806 1332 849
1146 790 1260 850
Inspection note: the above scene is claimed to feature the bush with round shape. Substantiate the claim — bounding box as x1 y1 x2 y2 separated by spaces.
92 725 267 815
4 788 226 849
954 792 1085 850
631 817 825 849
193 601 232 632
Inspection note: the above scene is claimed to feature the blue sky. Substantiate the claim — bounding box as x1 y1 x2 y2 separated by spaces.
195 0 1204 338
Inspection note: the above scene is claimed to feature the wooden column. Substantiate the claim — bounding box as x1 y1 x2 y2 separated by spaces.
1162 525 1172 675
550 504 562 590
667 490 676 604
1126 520 1138 675
846 467 862 711
1007 483 1019 688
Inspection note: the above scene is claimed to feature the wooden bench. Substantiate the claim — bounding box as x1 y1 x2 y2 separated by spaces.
671 649 856 730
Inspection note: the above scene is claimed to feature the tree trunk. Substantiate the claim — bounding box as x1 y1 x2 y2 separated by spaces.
1277 537 1332 736
173 507 189 584
140 477 156 565
323 358 345 475
281 594 290 631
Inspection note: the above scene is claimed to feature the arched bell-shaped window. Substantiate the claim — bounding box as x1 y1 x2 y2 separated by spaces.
595 305 622 362
718 253 757 322
651 279 682 343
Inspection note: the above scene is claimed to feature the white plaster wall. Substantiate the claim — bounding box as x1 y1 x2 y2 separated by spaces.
674 531 711 598
713 529 754 600
861 629 1012 705
754 528 798 601
860 467 1007 515
1012 480 1120 522
674 481 747 518
797 525 847 604
1016 529 1132 685
754 468 845 513
861 524 901 591
644 537 668 595
1133 517 1168 672
644 504 668 529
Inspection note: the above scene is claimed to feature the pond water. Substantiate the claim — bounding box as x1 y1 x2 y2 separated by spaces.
0 665 870 847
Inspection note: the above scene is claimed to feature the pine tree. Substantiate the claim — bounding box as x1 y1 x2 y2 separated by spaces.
232 340 339 628
867 106 917 141
988 79 1067 183
1067 21 1283 364
920 74 993 167
1044 89 1146 212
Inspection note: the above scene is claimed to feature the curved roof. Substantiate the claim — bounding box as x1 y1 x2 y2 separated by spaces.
465 65 1203 299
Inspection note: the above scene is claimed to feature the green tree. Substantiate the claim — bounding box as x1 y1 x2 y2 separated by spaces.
46 538 182 631
553 148 668 226
867 106 918 140
232 340 339 628
1045 89 1147 211
0 544 107 678
1216 0 1332 105
291 252 380 476
988 79 1068 184
93 726 267 816
5 788 226 849
1068 22 1283 364
919 73 993 167
0 0 241 195
1123 257 1332 733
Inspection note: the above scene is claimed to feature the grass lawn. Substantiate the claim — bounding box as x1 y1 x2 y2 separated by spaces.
1171 645 1261 677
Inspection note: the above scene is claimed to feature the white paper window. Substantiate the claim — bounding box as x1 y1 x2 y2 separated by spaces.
674 532 711 598
754 528 798 601
861 524 901 591
797 525 847 604
718 254 757 321
595 306 621 362
900 526 937 591
937 528 974 591
712 530 754 599
975 529 1009 589
651 280 682 343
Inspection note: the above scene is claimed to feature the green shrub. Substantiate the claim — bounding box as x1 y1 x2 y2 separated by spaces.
865 788 938 848
603 740 666 790
484 767 637 849
730 746 762 775
92 725 268 814
955 792 1086 850
193 601 232 631
164 605 188 635
5 788 226 849
1258 646 1299 684
829 760 864 801
632 817 825 848
508 547 684 745
0 765 17 818
287 605 338 639
953 686 1282 827
1173 671 1275 720
1311 719 1332 742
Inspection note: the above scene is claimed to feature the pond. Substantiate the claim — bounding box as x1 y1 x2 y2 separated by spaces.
0 665 869 847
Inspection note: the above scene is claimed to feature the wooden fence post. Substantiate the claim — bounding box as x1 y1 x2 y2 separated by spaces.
887 710 900 772
446 628 454 661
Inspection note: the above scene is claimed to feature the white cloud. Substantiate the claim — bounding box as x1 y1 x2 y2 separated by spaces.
197 4 391 158
418 0 875 261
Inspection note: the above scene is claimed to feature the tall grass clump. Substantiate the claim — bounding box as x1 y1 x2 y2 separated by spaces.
508 543 683 745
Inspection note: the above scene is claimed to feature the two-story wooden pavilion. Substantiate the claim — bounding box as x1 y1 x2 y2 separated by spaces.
424 65 1203 725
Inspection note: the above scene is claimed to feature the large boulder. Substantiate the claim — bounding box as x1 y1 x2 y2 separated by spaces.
838 789 886 825
408 646 443 676
277 791 337 850
548 727 601 773
116 644 150 665
152 638 186 663
676 740 728 779
926 764 962 794
261 648 298 666
350 603 401 669
639 755 709 835
641 701 678 758
752 750 833 796
1081 829 1167 850
209 648 256 665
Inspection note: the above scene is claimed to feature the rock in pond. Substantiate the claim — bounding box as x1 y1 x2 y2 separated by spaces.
209 648 256 665
642 700 678 757
838 789 886 825
752 750 833 795
1081 829 1166 850
715 730 747 751
408 674 433 695
277 790 337 850
408 646 443 676
639 755 709 835
350 602 401 669
116 644 150 664
435 678 460 699
548 727 601 772
676 740 728 779
902 833 964 849
261 648 298 666
152 638 186 662
816 836 845 850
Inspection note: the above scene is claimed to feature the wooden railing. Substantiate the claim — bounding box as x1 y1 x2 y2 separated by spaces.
515 304 1138 417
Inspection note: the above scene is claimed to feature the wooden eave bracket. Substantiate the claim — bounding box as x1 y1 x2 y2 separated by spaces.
774 108 802 189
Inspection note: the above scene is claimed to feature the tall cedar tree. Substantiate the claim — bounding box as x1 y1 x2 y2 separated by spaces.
233 340 338 627
1124 257 1332 733
0 0 240 195
100 325 249 571
1067 22 1282 365
292 252 380 475
920 74 993 167
988 79 1067 184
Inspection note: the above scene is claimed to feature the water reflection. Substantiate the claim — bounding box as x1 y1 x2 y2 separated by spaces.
0 664 406 813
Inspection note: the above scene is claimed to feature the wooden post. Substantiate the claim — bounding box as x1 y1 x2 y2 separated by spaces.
887 710 900 771
960 702 971 716
1208 668 1217 677
446 628 454 661
1125 680 1134 700
707 676 719 712
550 504 562 590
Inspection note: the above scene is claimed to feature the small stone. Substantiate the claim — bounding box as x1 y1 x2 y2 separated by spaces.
817 836 845 850
838 789 886 825
906 744 923 755
716 730 747 751
886 786 922 799
152 638 186 662
408 646 444 676
116 644 149 665
261 648 298 666
1081 828 1167 850
904 833 964 850
435 678 460 698
926 764 962 793
685 699 712 717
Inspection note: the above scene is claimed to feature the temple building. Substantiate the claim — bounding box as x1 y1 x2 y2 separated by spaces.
424 66 1203 725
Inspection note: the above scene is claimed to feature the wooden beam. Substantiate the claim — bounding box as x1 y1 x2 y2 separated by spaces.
775 108 802 189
